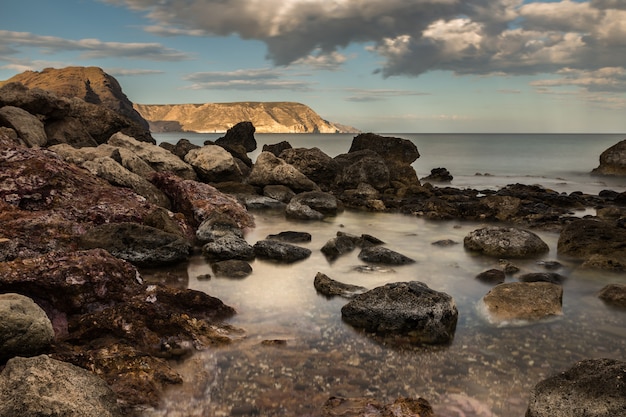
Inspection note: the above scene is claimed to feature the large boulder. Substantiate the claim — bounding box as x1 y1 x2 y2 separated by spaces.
109 132 196 180
184 145 243 183
526 358 626 417
557 219 626 271
215 121 257 153
464 226 550 258
280 147 340 190
247 151 319 192
334 150 390 190
591 139 626 176
0 105 47 147
0 293 54 362
482 282 563 323
341 281 458 344
348 133 420 164
0 355 123 417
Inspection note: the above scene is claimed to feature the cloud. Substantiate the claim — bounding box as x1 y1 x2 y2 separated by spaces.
530 67 626 92
0 30 191 61
292 51 350 71
183 68 313 91
344 88 430 102
105 68 165 76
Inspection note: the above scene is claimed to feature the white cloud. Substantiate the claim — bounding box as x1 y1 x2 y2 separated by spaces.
183 68 313 91
105 68 165 76
344 88 430 102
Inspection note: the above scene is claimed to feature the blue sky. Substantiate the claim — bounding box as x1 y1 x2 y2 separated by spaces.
1 0 626 133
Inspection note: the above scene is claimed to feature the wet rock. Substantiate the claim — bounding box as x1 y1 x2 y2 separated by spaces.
476 269 505 285
78 222 191 267
290 191 340 216
321 395 433 417
212 260 253 279
358 246 415 265
557 219 626 271
314 272 367 299
341 281 458 344
202 233 255 261
253 240 312 263
482 282 563 323
195 213 244 243
431 239 459 247
0 293 54 362
109 132 196 180
266 231 312 243
591 139 626 176
598 283 626 307
215 121 257 153
263 184 296 203
184 145 243 183
422 167 453 183
321 235 356 261
0 105 47 147
526 358 626 417
519 272 567 285
280 147 340 190
464 226 550 258
285 200 325 220
352 265 396 274
247 151 319 192
0 354 123 417
150 171 254 229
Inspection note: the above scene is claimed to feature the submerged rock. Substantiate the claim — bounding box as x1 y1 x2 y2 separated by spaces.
212 260 253 279
482 282 563 323
518 272 567 285
313 272 367 299
526 358 626 417
475 269 506 285
321 235 356 261
322 396 433 417
341 281 458 344
266 231 312 243
598 283 626 307
464 226 550 258
358 246 415 265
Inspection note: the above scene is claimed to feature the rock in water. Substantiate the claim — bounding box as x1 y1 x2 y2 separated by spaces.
253 240 312 263
358 246 415 265
215 121 257 152
322 396 433 417
557 219 626 271
482 282 563 323
464 226 549 258
313 272 367 299
341 281 458 344
591 139 626 176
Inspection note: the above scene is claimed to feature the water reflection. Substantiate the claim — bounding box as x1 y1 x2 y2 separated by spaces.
143 210 626 417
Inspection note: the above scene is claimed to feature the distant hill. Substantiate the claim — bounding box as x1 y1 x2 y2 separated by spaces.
134 102 360 134
0 66 149 130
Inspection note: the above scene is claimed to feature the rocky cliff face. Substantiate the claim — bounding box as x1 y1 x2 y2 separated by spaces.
135 102 359 134
0 67 149 130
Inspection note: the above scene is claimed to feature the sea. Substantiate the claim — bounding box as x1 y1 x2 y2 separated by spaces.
144 133 626 417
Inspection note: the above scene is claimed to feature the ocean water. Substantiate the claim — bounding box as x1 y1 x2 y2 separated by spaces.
144 133 626 417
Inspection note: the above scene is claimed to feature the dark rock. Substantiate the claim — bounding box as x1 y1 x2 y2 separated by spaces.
591 139 626 176
322 396 433 417
348 133 420 164
0 355 123 417
526 358 626 417
262 140 292 156
557 219 626 271
476 269 505 284
0 293 54 362
341 281 458 344
431 239 459 247
335 150 390 190
352 265 396 274
239 194 285 210
598 283 626 307
422 167 453 183
247 151 319 192
263 184 296 203
314 272 367 299
519 272 567 285
464 226 550 258
0 105 47 147
285 201 325 220
202 233 255 261
536 260 562 270
253 240 312 263
289 191 340 216
358 246 415 265
266 231 312 243
280 147 340 190
78 222 191 267
320 235 356 261
163 138 200 159
212 260 253 278
196 214 244 243
215 121 257 153
482 282 563 323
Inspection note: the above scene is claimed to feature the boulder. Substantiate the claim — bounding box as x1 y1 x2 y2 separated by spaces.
464 226 550 258
280 147 340 190
0 293 54 362
195 214 244 243
78 222 191 266
0 355 123 417
335 150 390 190
322 396 433 417
262 140 292 156
0 105 47 147
253 240 312 263
285 200 325 220
163 138 200 159
341 282 458 344
422 167 453 183
348 133 420 164
321 235 356 261
83 156 171 208
215 121 257 153
591 139 626 176
519 272 567 285
263 184 296 203
202 234 255 261
289 191 340 216
598 283 626 307
313 272 367 299
109 132 196 180
212 260 253 278
45 116 99 147
557 219 626 271
526 358 626 417
266 231 312 243
184 145 243 183
247 151 319 192
482 282 563 323
475 269 505 285
358 246 415 265
238 194 285 210
150 172 255 229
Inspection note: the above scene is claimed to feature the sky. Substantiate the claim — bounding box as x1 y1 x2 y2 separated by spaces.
1 0 626 133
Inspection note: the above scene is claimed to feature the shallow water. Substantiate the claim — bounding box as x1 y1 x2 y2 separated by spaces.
143 209 626 417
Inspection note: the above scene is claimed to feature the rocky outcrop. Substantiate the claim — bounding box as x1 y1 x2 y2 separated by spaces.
482 282 563 323
0 355 123 417
526 358 626 417
591 139 626 176
0 293 54 362
341 281 458 344
557 219 626 271
135 102 359 133
464 226 550 258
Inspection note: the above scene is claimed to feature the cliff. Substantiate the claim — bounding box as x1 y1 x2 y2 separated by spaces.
0 66 149 130
134 102 359 134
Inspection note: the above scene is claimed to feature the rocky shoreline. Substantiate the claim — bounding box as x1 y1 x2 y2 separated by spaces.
1 78 626 416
